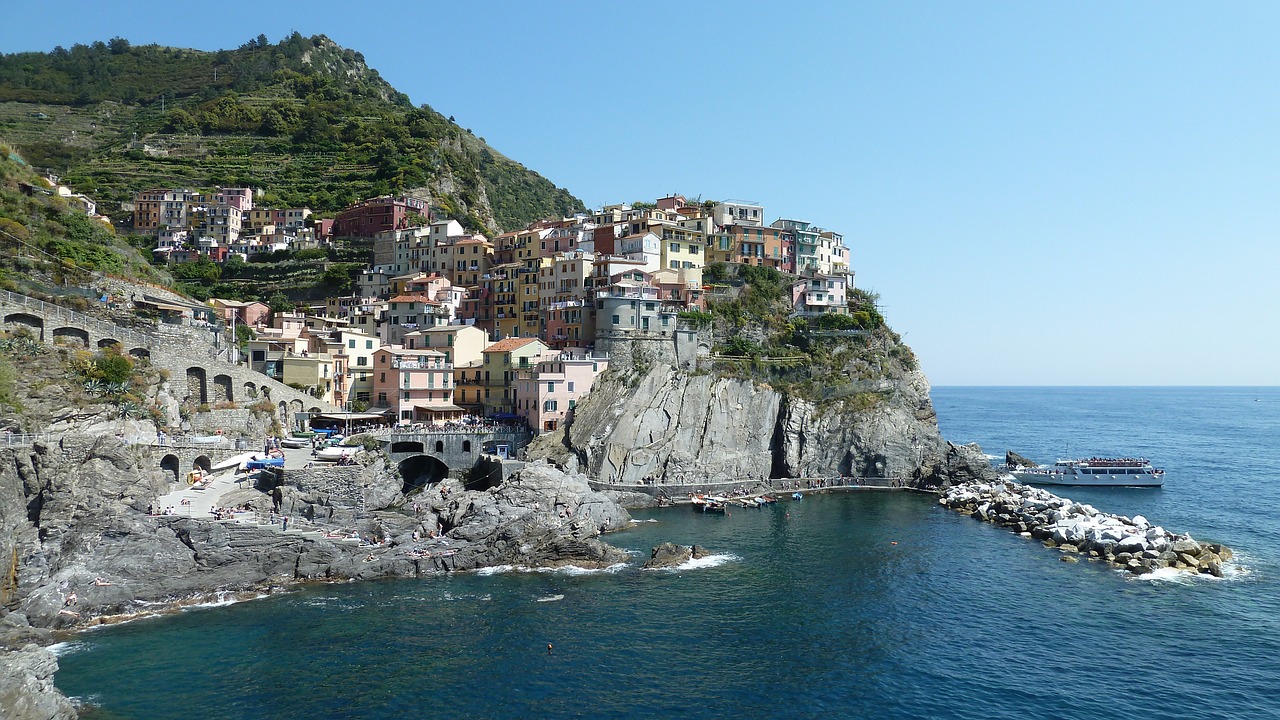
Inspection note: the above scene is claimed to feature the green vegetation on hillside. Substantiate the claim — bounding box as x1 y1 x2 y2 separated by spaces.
0 33 584 231
700 262 914 405
0 145 168 300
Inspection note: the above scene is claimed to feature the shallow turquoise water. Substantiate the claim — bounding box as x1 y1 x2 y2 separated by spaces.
56 388 1280 719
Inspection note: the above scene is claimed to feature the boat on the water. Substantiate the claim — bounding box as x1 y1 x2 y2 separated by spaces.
690 495 728 513
1007 456 1164 487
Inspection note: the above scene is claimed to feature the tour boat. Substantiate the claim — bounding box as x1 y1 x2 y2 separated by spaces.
1007 457 1164 487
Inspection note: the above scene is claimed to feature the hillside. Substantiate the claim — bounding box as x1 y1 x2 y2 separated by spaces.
0 145 168 301
0 33 584 232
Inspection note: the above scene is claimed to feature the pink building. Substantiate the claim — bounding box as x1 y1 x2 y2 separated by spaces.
514 349 610 433
372 347 462 424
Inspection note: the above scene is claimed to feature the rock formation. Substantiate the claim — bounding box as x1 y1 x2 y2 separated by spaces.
642 543 711 569
938 480 1232 576
0 439 632 715
534 362 996 489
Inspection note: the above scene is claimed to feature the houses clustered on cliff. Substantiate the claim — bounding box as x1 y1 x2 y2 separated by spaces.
128 189 855 434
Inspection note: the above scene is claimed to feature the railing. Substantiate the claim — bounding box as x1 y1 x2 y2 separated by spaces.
0 290 154 347
0 432 54 448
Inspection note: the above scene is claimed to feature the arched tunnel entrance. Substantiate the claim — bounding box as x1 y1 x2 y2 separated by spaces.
160 453 180 481
192 455 212 473
397 455 449 495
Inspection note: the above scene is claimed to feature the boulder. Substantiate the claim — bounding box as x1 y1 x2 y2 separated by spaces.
1006 450 1038 468
643 543 694 569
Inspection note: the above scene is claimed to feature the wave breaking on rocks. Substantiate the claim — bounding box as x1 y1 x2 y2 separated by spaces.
938 481 1233 576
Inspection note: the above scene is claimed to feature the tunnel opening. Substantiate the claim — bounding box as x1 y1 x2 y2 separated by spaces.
160 453 181 482
398 455 449 495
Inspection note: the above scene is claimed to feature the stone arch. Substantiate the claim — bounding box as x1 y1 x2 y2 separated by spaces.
97 338 122 349
307 406 321 414
277 401 288 423
129 347 151 360
52 326 89 347
397 455 449 494
434 440 444 453
3 312 43 340
243 381 257 399
391 440 424 454
186 367 207 404
260 386 271 401
212 374 234 403
160 453 181 481
192 455 212 472
288 399 304 416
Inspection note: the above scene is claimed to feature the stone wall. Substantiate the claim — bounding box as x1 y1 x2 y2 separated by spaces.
595 325 705 373
283 466 365 506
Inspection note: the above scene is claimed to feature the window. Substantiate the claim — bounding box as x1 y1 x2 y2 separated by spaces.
544 400 558 411
669 242 680 254
612 314 620 325
567 381 575 392
547 381 555 393
348 339 356 349
357 357 368 366
365 340 373 349
379 372 385 382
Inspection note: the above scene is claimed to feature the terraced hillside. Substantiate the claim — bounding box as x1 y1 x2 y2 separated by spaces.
0 33 584 232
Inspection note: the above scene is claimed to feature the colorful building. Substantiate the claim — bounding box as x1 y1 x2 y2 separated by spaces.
515 349 611 432
372 347 460 424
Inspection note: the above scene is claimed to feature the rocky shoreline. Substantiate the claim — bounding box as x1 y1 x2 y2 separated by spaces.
939 481 1233 576
0 435 636 719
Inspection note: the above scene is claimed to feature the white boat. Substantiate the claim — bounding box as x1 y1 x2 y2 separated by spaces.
212 452 259 471
1008 457 1164 487
280 437 310 449
315 445 360 462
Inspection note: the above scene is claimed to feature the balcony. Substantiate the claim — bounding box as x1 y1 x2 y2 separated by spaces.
392 359 454 371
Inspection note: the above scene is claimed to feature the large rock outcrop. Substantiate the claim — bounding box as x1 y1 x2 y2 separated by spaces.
538 362 996 488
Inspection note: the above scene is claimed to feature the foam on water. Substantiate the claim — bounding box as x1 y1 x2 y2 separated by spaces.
667 553 740 571
536 594 565 603
48 641 82 657
475 562 628 576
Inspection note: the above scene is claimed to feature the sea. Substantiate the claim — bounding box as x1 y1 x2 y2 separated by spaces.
53 387 1280 719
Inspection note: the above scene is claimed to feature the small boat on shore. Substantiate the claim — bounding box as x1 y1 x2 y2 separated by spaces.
1006 454 1164 487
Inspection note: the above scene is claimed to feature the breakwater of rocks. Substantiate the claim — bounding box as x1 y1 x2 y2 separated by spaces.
939 481 1233 576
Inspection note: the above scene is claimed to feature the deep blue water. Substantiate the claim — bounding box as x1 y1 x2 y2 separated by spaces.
54 387 1280 719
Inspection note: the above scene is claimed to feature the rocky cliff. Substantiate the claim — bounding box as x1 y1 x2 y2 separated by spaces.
0 435 630 717
534 360 995 490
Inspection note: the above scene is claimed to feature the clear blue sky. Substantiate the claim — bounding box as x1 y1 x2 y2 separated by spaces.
4 1 1278 386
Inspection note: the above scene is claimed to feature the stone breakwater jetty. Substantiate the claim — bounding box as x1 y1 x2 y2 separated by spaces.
939 481 1233 576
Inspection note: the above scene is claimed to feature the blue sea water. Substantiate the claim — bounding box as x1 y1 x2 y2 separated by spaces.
54 387 1280 719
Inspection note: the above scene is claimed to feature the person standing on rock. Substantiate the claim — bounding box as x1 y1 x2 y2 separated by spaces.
282 516 289 532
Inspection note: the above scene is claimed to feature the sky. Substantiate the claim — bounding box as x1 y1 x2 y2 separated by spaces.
3 1 1278 386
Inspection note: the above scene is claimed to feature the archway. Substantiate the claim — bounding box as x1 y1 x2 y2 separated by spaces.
3 312 43 339
160 453 180 481
212 374 233 403
397 455 449 495
186 367 207 404
288 399 304 416
192 455 212 472
277 401 288 425
129 347 151 360
391 440 424 454
243 381 257 399
97 338 121 349
52 326 89 347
